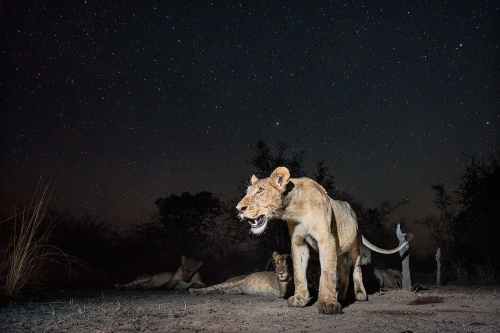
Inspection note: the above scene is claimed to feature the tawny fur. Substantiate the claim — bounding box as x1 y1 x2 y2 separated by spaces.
223 275 248 283
236 167 405 315
189 252 293 297
114 256 206 290
374 268 403 289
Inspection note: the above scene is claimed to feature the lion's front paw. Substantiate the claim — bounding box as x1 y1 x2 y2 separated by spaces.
189 288 199 295
317 299 342 315
287 294 310 307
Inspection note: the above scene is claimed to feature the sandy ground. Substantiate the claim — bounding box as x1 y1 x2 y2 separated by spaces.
1 285 499 332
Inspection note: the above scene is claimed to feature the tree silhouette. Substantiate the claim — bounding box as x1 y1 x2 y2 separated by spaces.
251 139 306 179
206 196 253 263
418 153 500 280
416 184 458 264
313 159 339 198
454 154 500 275
152 191 222 261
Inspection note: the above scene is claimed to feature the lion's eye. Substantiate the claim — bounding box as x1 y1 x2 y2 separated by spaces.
258 188 264 194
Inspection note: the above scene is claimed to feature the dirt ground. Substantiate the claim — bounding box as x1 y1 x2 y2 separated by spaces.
1 285 499 332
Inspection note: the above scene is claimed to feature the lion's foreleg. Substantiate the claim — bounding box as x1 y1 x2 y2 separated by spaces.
190 272 206 289
287 236 310 308
317 236 342 314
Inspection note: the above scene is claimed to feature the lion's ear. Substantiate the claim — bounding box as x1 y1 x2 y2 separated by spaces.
250 175 259 185
270 167 290 191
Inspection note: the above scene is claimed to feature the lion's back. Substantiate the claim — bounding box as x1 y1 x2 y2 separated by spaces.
241 271 280 296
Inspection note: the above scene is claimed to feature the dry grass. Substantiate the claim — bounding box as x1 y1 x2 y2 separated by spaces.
0 181 70 297
450 263 497 285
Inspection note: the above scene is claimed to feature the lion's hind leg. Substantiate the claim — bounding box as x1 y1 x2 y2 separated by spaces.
189 285 225 295
374 268 384 290
349 244 367 301
336 254 349 301
225 286 245 295
115 276 153 290
315 236 342 315
190 280 241 296
189 286 212 295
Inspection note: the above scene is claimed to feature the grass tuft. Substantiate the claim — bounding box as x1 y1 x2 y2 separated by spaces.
0 181 71 297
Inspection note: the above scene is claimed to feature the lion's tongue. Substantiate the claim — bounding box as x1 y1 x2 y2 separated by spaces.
249 215 265 228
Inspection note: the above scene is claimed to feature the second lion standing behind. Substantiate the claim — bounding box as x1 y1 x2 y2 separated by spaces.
189 252 293 297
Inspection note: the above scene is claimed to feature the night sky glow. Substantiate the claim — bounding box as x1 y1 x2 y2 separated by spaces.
0 1 498 231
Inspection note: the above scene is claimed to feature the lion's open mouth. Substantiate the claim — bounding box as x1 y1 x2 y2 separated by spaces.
248 215 266 229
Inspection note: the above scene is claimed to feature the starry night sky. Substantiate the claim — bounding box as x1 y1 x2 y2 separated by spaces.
0 1 498 232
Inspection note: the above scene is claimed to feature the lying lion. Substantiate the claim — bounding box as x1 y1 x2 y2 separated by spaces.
189 252 293 297
374 268 403 290
114 256 206 290
236 167 408 314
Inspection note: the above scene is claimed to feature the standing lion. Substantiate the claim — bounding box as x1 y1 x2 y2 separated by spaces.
236 167 407 314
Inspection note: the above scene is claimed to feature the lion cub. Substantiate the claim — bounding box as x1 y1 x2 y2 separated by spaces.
115 256 206 290
189 252 293 297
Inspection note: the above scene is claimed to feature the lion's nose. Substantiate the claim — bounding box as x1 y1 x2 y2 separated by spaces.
236 205 248 213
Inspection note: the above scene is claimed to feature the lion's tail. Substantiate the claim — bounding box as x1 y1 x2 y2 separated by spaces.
189 280 243 295
361 235 408 254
